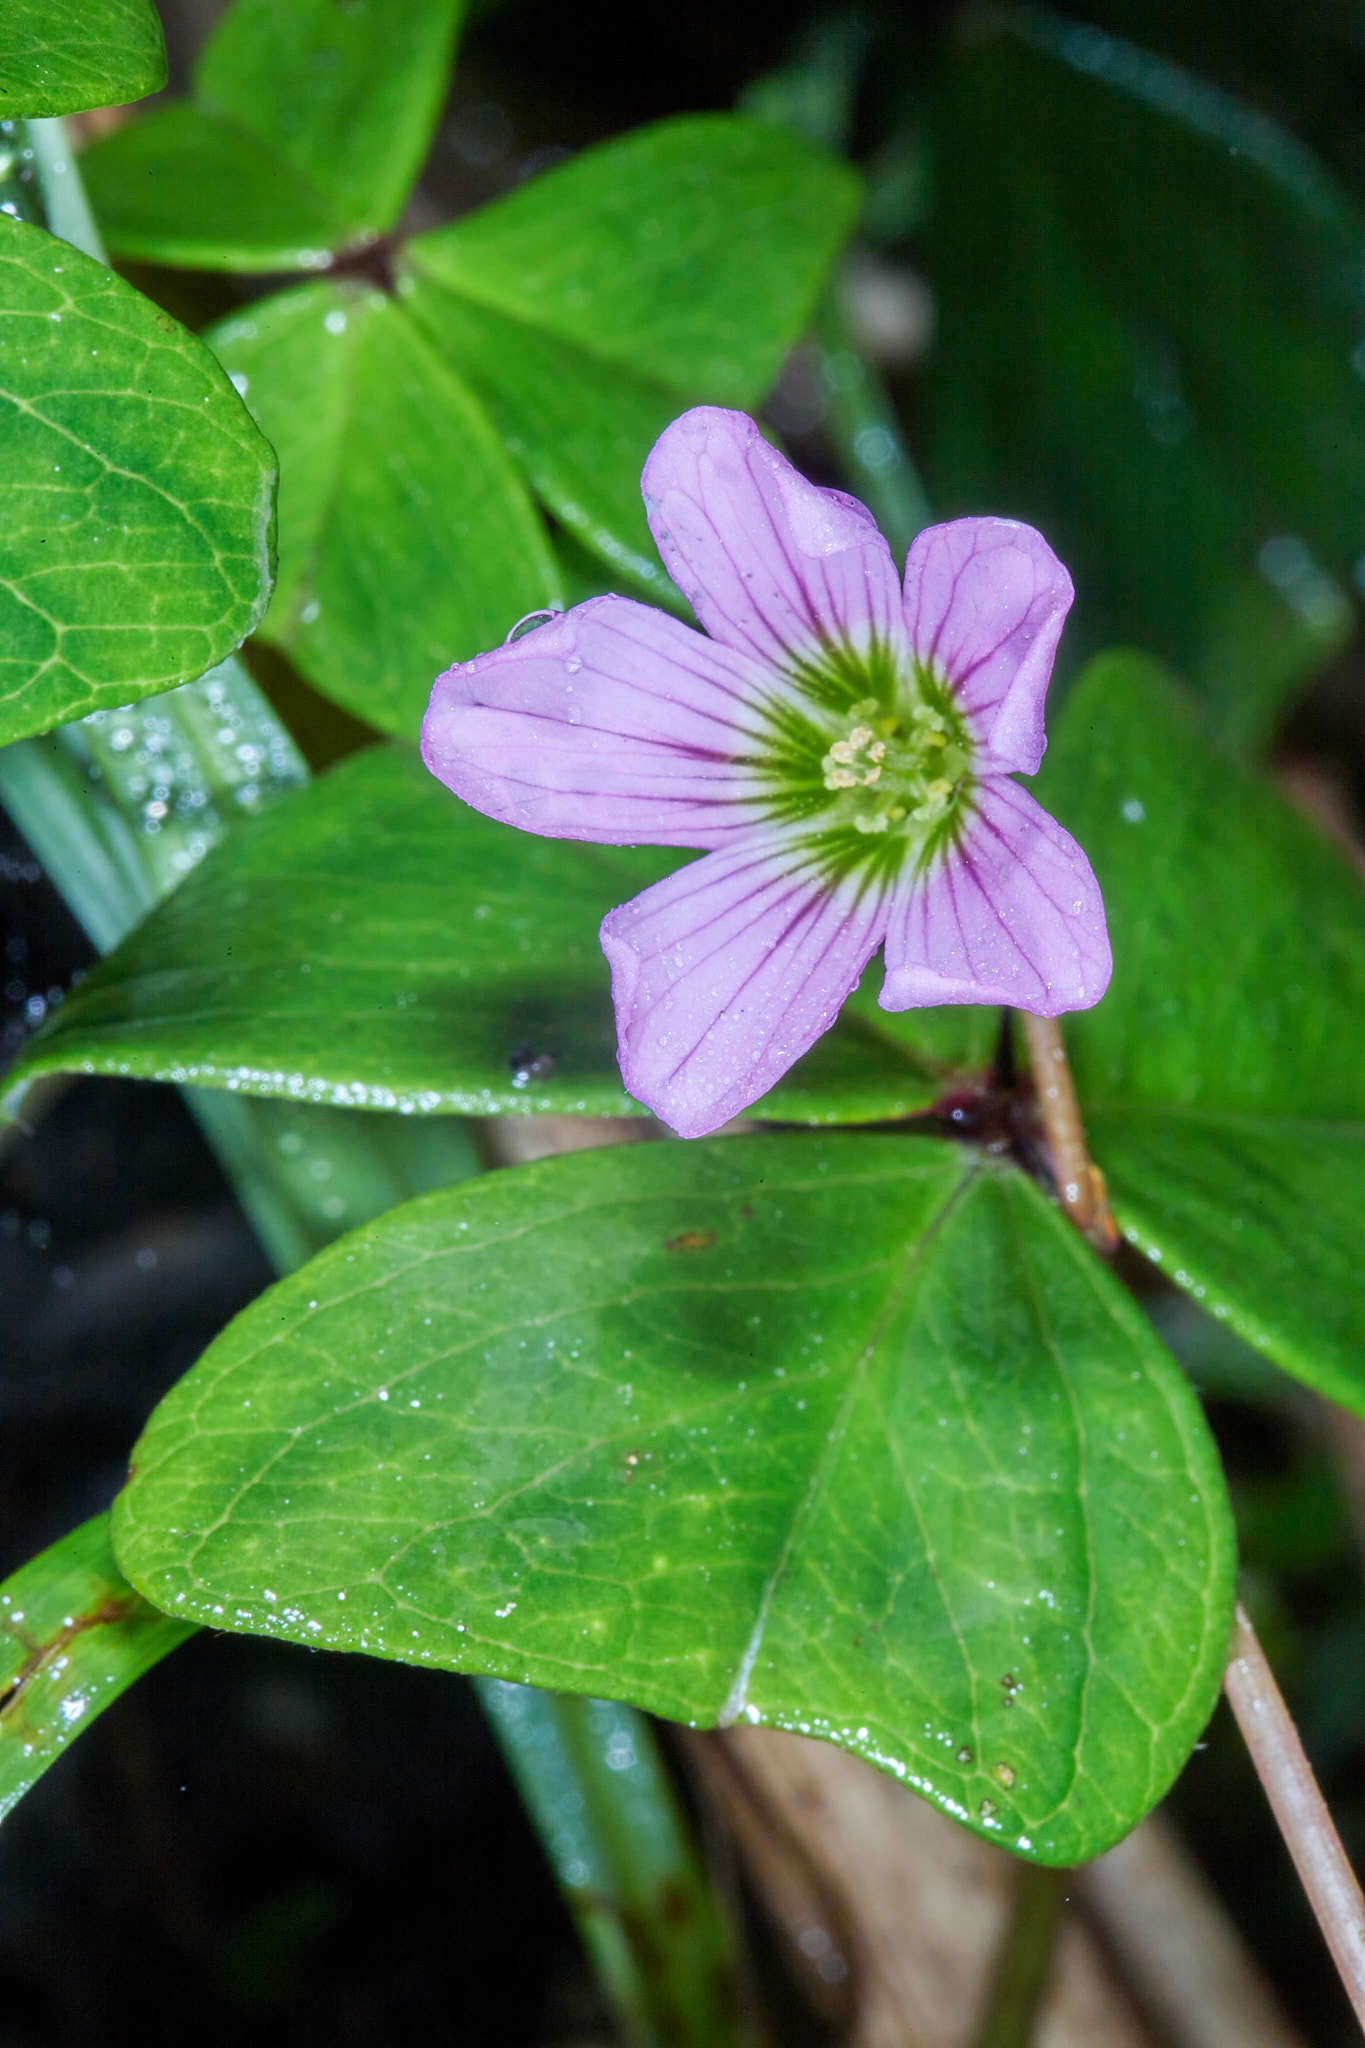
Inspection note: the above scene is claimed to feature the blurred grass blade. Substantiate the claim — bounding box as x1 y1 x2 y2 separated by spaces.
481 1682 765 2047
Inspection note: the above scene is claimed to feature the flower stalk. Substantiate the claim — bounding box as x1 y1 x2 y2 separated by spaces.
1223 1602 1365 2029
1018 1012 1117 1249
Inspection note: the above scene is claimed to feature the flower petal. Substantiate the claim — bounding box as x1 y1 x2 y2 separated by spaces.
879 778 1110 1015
642 407 910 674
421 595 779 847
902 519 1073 775
601 829 890 1138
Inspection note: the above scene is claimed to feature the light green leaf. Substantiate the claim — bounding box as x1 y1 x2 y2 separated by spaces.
75 104 348 274
0 1515 193 1820
207 282 560 736
1035 650 1365 1409
79 0 464 271
4 743 991 1124
0 217 275 746
113 1136 1234 1866
0 0 165 117
400 116 859 583
919 12 1363 749
410 293 684 605
405 116 858 395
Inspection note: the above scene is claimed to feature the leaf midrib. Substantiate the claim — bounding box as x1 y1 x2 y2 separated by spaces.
713 1158 981 1725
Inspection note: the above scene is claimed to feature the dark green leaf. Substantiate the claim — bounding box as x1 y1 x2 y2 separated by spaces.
0 1516 193 1819
113 1136 1234 1866
207 282 560 736
0 217 275 746
400 116 859 583
920 13 1363 749
80 0 464 271
0 0 165 116
4 744 990 1124
1090 1111 1365 1418
1035 650 1365 1408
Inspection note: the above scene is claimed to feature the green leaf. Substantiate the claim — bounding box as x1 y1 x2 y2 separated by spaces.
0 217 275 746
112 1135 1234 1866
400 115 859 584
79 0 464 272
1034 650 1365 1409
1089 1112 1365 1418
75 104 348 274
206 282 561 736
0 1515 193 1819
0 0 165 116
919 13 1363 749
407 293 685 606
4 743 990 1124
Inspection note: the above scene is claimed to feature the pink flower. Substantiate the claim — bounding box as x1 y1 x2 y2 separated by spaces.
422 408 1110 1138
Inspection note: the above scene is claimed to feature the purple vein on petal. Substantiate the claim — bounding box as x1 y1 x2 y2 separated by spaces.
601 827 890 1136
901 519 1072 776
643 408 910 681
879 777 1109 1015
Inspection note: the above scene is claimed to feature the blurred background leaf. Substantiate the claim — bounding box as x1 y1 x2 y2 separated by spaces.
207 283 560 736
917 9 1365 751
400 116 860 599
1035 649 1365 1411
79 0 465 270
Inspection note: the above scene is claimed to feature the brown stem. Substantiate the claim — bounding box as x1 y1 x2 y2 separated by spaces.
1223 1602 1365 2030
1017 1012 1117 1251
1079 1811 1308 2048
683 1725 1159 2046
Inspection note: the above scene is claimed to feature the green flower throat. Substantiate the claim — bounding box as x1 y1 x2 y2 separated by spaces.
818 694 970 836
763 639 974 858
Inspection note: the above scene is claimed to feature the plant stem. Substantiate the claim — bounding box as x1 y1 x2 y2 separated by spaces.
971 1860 1069 2048
1018 1013 1117 1250
1079 1811 1307 2047
1223 1602 1365 2029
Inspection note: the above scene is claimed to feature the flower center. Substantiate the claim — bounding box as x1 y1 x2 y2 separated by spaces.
816 692 970 839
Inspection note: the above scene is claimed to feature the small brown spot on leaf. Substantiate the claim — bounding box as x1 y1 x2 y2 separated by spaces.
664 1229 716 1254
992 1761 1016 1789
